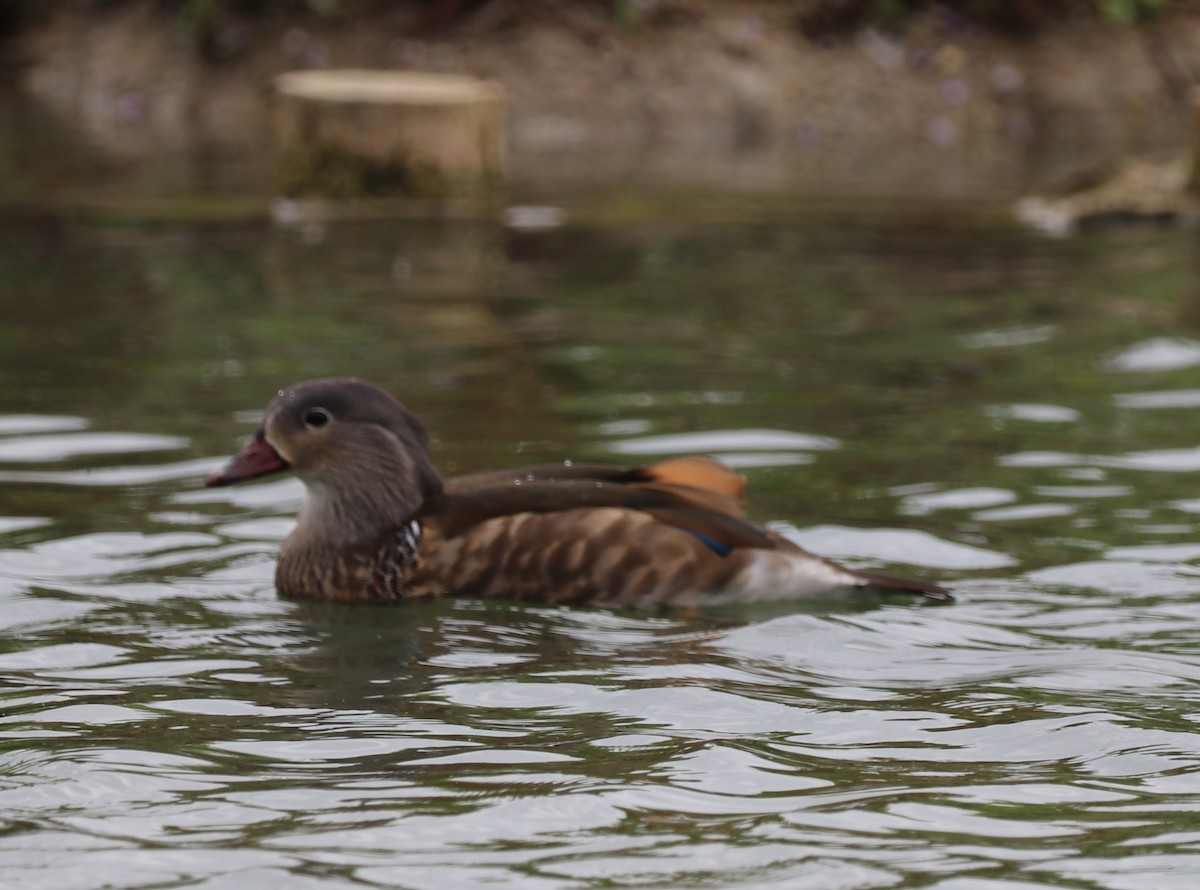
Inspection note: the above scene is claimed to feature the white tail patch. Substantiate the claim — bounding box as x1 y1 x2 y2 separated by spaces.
707 549 868 604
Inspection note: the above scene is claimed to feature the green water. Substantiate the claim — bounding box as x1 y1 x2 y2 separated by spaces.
5 97 1200 889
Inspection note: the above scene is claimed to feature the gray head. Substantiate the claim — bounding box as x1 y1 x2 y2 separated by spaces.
207 378 444 536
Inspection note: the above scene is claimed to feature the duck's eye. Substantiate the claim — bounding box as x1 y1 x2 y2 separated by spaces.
303 407 331 428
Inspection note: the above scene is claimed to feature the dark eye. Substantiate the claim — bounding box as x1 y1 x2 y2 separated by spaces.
303 407 330 428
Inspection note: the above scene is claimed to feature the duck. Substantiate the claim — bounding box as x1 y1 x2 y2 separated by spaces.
205 378 952 607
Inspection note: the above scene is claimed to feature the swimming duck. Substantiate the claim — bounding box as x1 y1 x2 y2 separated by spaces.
205 378 951 606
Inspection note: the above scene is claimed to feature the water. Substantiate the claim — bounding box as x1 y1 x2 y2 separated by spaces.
6 116 1200 888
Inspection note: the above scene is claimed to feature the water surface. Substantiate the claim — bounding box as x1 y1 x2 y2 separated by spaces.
4 119 1200 888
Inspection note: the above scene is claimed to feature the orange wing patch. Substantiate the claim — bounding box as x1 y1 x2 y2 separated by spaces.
643 457 746 502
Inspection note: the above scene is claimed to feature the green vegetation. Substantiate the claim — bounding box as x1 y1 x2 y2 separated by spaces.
0 0 1192 61
135 0 1200 57
161 0 1192 33
796 0 1180 37
10 0 1196 37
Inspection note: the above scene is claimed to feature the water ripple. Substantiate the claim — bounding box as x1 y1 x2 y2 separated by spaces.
0 432 187 462
5 214 1200 889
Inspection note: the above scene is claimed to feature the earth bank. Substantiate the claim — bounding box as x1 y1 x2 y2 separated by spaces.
9 1 1200 201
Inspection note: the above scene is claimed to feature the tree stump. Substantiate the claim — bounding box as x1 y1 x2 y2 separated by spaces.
274 70 506 200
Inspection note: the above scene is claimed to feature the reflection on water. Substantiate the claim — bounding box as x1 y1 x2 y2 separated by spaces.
5 171 1200 888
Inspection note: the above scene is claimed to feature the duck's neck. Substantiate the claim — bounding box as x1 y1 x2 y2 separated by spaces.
297 484 397 547
278 459 443 600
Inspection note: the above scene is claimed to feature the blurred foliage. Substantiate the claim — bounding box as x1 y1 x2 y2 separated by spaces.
172 0 334 38
0 0 1191 53
161 0 347 54
796 0 1177 37
157 0 1192 38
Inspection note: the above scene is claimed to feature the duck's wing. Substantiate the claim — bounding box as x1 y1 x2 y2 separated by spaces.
429 457 952 604
428 476 772 554
437 456 756 552
445 457 746 512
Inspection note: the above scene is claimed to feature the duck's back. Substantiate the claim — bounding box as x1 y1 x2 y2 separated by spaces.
401 456 949 606
410 506 747 606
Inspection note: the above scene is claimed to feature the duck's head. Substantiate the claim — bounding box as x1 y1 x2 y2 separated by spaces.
205 378 443 533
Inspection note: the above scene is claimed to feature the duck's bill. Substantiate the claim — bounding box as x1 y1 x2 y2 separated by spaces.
204 435 289 487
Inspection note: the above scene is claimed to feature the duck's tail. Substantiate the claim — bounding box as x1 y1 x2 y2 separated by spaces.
851 568 954 603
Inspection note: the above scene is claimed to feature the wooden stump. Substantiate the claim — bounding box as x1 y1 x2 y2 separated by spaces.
274 70 506 200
